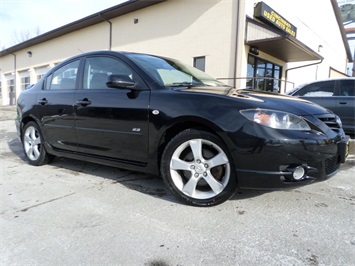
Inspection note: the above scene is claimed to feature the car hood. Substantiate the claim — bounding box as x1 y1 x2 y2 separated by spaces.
231 89 331 116
177 87 331 116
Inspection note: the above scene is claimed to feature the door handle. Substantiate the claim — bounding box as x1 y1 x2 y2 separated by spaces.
339 102 347 105
76 98 91 107
38 98 48 105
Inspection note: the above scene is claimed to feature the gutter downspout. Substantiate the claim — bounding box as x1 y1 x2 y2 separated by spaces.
284 59 323 93
10 52 16 105
233 0 241 88
99 13 112 50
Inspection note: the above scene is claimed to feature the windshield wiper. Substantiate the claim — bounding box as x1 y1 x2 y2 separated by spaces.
166 82 204 88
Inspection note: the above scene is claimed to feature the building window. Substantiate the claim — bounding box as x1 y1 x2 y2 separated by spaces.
21 76 30 90
5 75 15 92
19 70 30 91
246 54 282 92
35 65 50 82
9 79 14 92
194 56 206 72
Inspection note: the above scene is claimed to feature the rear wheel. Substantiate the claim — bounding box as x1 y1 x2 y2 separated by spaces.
161 129 237 206
23 121 52 166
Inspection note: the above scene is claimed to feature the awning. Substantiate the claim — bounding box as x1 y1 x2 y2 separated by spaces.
245 18 323 62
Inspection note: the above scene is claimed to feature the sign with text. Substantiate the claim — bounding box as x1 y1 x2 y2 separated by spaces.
254 2 297 37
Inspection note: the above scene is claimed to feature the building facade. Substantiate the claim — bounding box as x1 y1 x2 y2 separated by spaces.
0 0 351 105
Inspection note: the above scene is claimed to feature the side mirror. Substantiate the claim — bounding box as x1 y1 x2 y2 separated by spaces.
106 74 136 89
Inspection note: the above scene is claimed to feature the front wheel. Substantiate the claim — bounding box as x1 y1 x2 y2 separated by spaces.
161 129 237 206
22 121 52 166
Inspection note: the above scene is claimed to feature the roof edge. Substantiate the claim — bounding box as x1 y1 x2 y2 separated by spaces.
0 0 166 57
331 0 352 62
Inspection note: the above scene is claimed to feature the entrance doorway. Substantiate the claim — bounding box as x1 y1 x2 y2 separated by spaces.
247 54 282 92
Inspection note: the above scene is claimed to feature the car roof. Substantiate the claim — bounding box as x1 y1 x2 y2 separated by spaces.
294 77 355 89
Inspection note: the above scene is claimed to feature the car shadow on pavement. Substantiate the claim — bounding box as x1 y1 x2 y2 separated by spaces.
7 136 181 204
7 137 280 205
7 138 27 162
232 189 269 200
48 157 180 205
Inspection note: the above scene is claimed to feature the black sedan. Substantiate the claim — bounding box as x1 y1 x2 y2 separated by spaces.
16 51 350 206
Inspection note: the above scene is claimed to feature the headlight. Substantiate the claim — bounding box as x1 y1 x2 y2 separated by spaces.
240 109 311 131
335 115 342 128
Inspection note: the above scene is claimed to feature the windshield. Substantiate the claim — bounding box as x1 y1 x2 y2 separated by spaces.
127 53 227 87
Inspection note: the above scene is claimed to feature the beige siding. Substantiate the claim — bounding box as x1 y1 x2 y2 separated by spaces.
111 0 235 80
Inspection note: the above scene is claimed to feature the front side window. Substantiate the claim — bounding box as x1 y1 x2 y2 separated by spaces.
339 79 355 96
83 56 134 89
296 81 335 97
45 60 79 90
128 53 226 87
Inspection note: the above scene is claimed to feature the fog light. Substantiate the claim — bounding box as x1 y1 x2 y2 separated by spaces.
293 166 305 180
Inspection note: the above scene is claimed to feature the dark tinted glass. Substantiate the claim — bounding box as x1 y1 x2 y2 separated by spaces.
339 79 355 96
83 57 133 89
46 60 79 90
296 81 335 96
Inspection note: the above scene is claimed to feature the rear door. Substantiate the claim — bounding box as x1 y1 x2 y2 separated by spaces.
335 79 355 132
74 55 150 163
36 60 80 152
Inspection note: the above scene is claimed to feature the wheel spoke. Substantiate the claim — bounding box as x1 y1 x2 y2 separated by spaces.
207 152 229 168
33 146 41 159
171 157 192 171
189 139 203 161
26 147 34 158
203 173 224 194
24 134 31 143
182 176 200 196
29 127 36 140
33 137 41 146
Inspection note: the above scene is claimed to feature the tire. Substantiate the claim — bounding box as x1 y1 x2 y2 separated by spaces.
22 121 52 166
161 129 237 206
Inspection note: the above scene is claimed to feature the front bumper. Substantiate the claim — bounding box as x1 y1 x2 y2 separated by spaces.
231 129 349 189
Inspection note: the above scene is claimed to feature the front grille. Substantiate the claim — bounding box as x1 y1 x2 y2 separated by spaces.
316 114 341 133
325 155 340 175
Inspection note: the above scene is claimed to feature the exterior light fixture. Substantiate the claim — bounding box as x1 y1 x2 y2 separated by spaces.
27 51 32 57
249 46 259 55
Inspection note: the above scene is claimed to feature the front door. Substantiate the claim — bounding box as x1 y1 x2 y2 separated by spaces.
74 56 150 163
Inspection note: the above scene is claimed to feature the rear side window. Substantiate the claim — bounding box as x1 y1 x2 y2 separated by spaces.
45 60 80 90
339 79 355 96
295 81 335 97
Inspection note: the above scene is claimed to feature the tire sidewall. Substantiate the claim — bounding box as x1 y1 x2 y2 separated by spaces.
161 129 237 206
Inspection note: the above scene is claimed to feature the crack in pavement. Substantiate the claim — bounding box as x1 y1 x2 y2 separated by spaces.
1 192 76 215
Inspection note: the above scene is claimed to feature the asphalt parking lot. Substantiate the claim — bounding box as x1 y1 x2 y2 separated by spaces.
1 105 354 266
